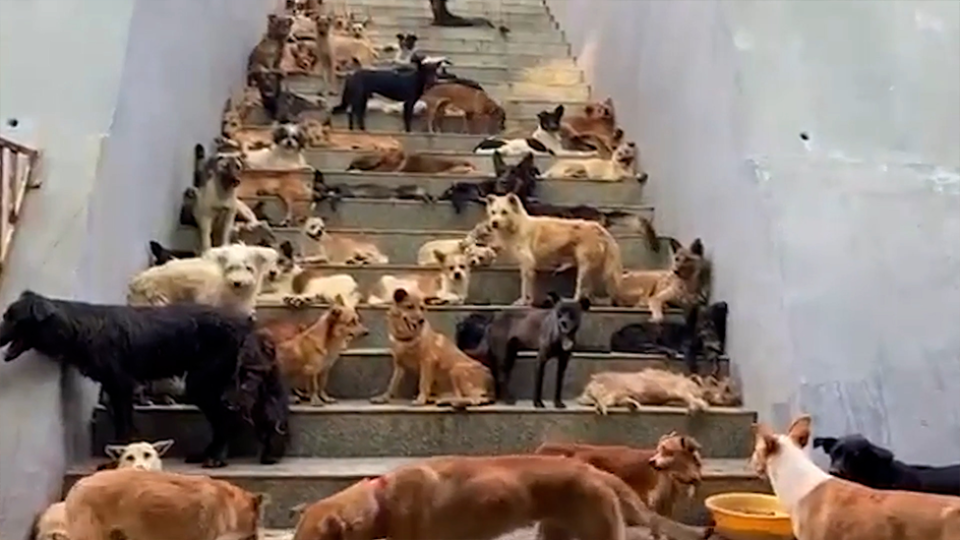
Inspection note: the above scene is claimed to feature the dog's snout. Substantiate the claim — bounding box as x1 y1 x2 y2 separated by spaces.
232 280 245 289
453 271 463 281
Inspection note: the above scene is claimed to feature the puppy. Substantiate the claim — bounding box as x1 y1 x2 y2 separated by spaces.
417 221 500 267
370 288 493 407
393 32 419 63
298 216 388 265
813 434 960 496
616 238 707 322
243 122 309 170
367 250 471 306
535 434 704 517
563 97 619 152
485 193 623 305
192 142 258 252
577 369 710 415
248 14 293 72
303 118 402 152
474 293 590 407
258 241 362 307
475 105 595 157
236 169 312 227
127 244 279 315
423 82 506 134
267 295 368 405
543 140 643 182
347 148 478 175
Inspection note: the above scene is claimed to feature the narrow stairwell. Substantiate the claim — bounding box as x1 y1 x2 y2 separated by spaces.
64 0 768 535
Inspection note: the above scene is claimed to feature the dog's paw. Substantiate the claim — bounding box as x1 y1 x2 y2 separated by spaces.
320 394 337 404
533 400 546 409
511 297 531 307
259 454 280 466
283 295 308 309
201 457 228 469
370 395 390 405
553 400 567 409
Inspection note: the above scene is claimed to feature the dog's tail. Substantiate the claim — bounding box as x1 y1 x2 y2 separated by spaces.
601 229 625 302
192 144 206 187
602 211 660 254
149 241 179 266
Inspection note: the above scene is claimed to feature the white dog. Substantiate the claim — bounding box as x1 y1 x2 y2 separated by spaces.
243 122 309 170
259 241 362 307
542 140 640 181
368 250 472 306
127 244 279 315
474 105 595 157
417 221 499 267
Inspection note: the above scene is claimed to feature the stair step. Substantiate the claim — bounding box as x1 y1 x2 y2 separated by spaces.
368 36 569 56
368 24 563 41
305 131 536 152
366 13 555 31
306 149 592 176
352 0 550 8
255 304 687 352
90 400 756 459
354 1 550 15
64 457 765 528
285 69 585 94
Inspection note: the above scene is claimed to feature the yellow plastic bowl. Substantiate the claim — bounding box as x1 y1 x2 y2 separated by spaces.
705 492 794 537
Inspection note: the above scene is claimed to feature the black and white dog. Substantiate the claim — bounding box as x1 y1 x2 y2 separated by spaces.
814 434 960 496
474 105 595 157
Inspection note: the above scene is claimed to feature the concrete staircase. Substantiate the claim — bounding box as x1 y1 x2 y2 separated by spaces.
65 0 767 532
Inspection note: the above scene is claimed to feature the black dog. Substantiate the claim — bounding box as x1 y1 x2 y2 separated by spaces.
814 434 960 496
311 170 434 211
455 312 494 356
471 292 590 408
429 0 510 35
148 241 194 266
439 152 539 213
331 53 443 131
0 291 288 468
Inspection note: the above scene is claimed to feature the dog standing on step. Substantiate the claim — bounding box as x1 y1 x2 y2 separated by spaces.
474 105 596 157
424 82 507 134
370 288 493 408
367 249 472 306
191 142 258 252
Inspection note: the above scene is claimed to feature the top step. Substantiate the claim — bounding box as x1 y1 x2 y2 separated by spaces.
351 0 549 9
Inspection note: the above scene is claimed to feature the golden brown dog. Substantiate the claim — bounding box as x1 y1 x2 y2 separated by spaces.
63 468 266 540
543 140 641 182
535 434 704 518
236 170 312 227
291 454 712 540
563 97 619 152
303 118 402 152
751 415 960 540
249 14 293 72
370 288 493 407
267 295 368 405
221 114 273 152
423 82 507 134
347 148 478 175
280 38 318 73
616 238 706 322
485 193 623 305
577 369 710 415
366 250 472 306
416 221 500 267
694 375 743 407
299 216 389 265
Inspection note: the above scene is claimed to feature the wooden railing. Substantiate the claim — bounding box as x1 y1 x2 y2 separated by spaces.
0 136 41 274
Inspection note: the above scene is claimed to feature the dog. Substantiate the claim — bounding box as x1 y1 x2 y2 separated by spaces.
455 311 494 356
220 114 273 152
191 142 259 252
330 53 445 131
543 140 644 182
474 105 595 157
63 469 267 540
525 201 658 248
563 98 619 153
753 415 960 540
0 291 288 466
439 151 540 214
127 244 279 316
417 222 500 267
368 288 493 408
248 14 293 72
393 32 419 63
312 170 434 210
148 241 195 266
576 369 710 415
694 375 742 407
248 71 284 120
615 238 707 322
485 193 623 305
243 122 309 170
266 295 368 405
470 293 590 407
535 434 704 517
346 148 478 174
297 216 388 265
429 0 509 34
303 118 402 152
280 37 318 73
423 82 506 134
813 434 960 496
236 169 312 227
258 241 362 307
329 25 380 70
367 249 472 306
290 454 711 540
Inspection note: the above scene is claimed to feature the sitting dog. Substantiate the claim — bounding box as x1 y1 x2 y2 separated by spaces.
752 415 960 540
423 82 506 134
417 221 500 267
368 288 493 407
392 32 419 63
813 434 960 496
535 434 704 517
0 291 288 466
367 249 472 306
297 216 388 265
439 151 540 214
291 454 711 540
127 244 279 316
471 293 590 407
243 122 309 170
258 241 362 307
577 369 709 415
303 118 402 152
330 53 445 131
62 469 266 540
485 193 623 304
236 169 312 227
191 142 258 252
313 170 434 210
347 148 478 175
542 140 644 182
474 105 595 157
248 14 293 72
616 238 707 322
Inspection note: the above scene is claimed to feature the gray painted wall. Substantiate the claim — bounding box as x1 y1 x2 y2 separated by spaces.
547 0 960 464
0 0 272 536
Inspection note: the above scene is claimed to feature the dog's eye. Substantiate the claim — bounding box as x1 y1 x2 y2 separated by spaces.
125 455 135 461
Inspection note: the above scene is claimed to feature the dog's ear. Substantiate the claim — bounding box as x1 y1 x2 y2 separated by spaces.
812 437 838 454
752 423 779 453
392 288 409 304
553 104 565 118
252 246 279 270
689 238 704 256
396 33 404 41
252 492 271 512
691 374 705 386
666 237 683 253
867 443 895 463
319 515 345 540
545 291 561 307
333 293 346 307
505 192 523 211
312 170 326 186
492 151 507 177
433 250 447 264
787 415 812 449
603 97 615 114
21 291 58 322
279 241 296 260
680 436 702 453
583 104 595 115
289 502 308 520
151 439 175 457
104 444 126 461
578 296 591 312
612 128 624 144
519 152 535 168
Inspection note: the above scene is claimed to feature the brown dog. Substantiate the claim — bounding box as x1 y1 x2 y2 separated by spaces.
299 216 389 265
577 369 711 415
303 118 402 152
535 434 704 518
347 148 478 174
423 82 507 134
616 238 707 322
752 415 960 540
291 454 712 540
249 14 293 72
370 288 493 408
63 468 266 540
694 375 743 407
236 169 312 226
563 97 619 153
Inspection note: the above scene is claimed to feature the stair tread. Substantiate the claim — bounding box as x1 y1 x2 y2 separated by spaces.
338 348 718 360
257 302 685 316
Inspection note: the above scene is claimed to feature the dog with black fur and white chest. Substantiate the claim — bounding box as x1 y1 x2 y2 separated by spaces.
474 105 597 157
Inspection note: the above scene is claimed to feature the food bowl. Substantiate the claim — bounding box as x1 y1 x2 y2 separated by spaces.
705 492 794 539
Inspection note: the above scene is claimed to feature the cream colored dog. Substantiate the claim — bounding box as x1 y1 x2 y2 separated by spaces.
577 369 710 415
259 242 362 307
542 140 641 182
299 216 389 265
243 123 310 171
417 222 500 267
127 244 279 315
367 250 472 306
485 193 623 305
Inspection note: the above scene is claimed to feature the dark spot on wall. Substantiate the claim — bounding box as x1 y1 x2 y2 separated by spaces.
799 132 810 141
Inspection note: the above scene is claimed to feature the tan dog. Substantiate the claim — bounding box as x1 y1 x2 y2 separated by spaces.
423 83 507 134
303 118 402 152
751 415 960 540
543 140 641 182
310 15 336 92
616 238 706 322
63 469 266 540
221 113 273 152
280 38 318 73
367 250 472 306
258 243 362 307
370 288 492 407
236 169 312 227
693 375 743 407
535 434 704 518
291 454 712 540
417 221 500 267
563 97 619 152
485 193 623 305
249 14 293 72
347 148 478 175
330 32 379 70
577 369 710 415
268 295 368 405
299 216 389 265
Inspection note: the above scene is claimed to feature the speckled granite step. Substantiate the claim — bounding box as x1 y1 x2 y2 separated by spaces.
305 149 583 175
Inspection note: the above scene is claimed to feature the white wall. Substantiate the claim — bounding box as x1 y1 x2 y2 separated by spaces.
0 0 272 537
547 0 960 464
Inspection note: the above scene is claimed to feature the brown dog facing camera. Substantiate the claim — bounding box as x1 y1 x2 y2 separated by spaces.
616 238 707 322
370 287 493 408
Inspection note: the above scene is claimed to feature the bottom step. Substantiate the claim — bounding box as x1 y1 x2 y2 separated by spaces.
65 457 768 528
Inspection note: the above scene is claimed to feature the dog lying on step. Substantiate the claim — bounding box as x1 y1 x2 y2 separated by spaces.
524 200 659 250
242 122 309 171
346 147 478 174
367 249 472 306
562 98 620 155
303 118 402 152
475 105 595 157
297 216 388 265
236 169 312 227
312 170 434 211
370 288 493 408
417 221 500 267
439 151 540 214
577 369 710 415
543 139 646 182
258 241 362 307
615 238 708 322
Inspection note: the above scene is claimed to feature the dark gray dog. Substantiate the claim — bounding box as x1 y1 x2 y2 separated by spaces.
474 293 590 408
